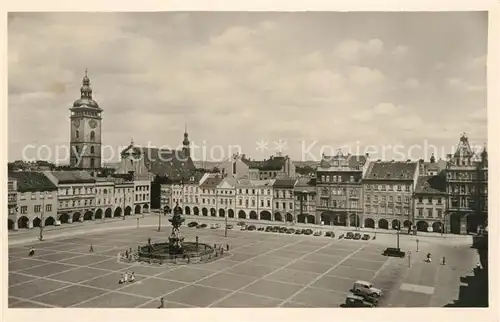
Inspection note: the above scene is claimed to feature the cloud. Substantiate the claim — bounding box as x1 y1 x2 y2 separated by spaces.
334 38 384 62
446 77 485 92
8 12 487 162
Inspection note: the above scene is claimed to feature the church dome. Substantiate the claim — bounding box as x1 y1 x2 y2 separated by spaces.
73 97 100 108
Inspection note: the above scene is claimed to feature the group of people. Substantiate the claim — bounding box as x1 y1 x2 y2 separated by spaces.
118 271 136 284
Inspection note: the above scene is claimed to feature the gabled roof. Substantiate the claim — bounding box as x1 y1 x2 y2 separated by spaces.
235 179 275 187
319 153 367 170
415 175 446 195
243 155 288 171
47 170 96 184
200 176 223 189
8 172 57 192
294 177 316 192
273 178 297 189
365 161 418 181
121 144 195 179
453 134 475 158
218 176 237 188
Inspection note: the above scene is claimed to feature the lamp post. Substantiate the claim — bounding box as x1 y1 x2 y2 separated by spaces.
396 223 400 249
408 251 411 267
39 191 45 241
224 205 228 238
158 209 162 232
416 238 420 252
122 187 126 220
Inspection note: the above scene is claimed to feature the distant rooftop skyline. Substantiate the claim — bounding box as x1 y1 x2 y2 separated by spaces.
8 12 487 163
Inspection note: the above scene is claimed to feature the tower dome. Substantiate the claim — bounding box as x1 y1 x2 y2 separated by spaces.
73 69 100 109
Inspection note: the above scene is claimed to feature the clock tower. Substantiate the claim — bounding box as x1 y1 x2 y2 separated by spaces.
69 69 103 169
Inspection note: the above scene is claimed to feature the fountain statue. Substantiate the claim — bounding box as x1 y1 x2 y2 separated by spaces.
168 202 185 254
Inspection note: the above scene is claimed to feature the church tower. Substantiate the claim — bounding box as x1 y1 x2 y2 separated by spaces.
182 125 190 159
69 69 103 169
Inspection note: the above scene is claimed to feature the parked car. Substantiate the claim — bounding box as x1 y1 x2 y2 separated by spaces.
197 223 208 229
210 223 221 229
352 280 382 298
287 228 295 234
325 231 333 237
237 221 246 226
344 294 375 308
382 247 406 258
295 230 303 235
226 224 234 229
240 225 247 231
353 233 362 240
257 226 265 231
272 226 280 233
345 232 354 239
313 231 322 236
188 221 198 227
265 226 273 232
279 227 288 233
247 225 256 231
362 234 370 240
304 229 313 235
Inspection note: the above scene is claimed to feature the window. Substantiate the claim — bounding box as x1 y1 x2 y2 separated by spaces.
366 196 371 202
366 185 371 190
397 196 402 202
251 199 255 207
437 210 442 218
418 209 423 217
374 195 379 202
405 185 410 192
404 197 410 203
239 199 242 206
427 209 433 217
427 197 432 204
275 202 279 209
282 202 286 210
366 206 371 213
381 185 385 191
252 189 255 195
21 206 28 214
260 200 264 207
396 207 401 214
76 130 79 139
90 131 95 141
267 200 271 207
246 189 249 194
350 176 354 182
389 196 393 202
397 185 402 191
387 185 393 191
418 197 423 203
381 196 386 202
289 202 293 209
34 205 41 213
388 207 393 214
202 198 205 204
31 192 36 200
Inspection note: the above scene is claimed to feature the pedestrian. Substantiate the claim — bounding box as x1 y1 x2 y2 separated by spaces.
125 250 129 258
129 247 132 255
226 244 229 251
89 244 94 253
129 272 136 283
158 297 164 309
426 253 432 263
28 247 35 257
442 256 446 265
124 271 129 283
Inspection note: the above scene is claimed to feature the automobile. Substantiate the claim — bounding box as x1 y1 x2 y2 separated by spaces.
304 229 313 236
286 228 295 234
279 227 288 233
272 226 280 233
352 280 382 298
344 294 375 308
345 232 354 239
257 227 265 231
301 229 307 234
325 231 335 238
247 225 256 231
362 234 370 240
187 221 198 227
226 224 234 229
313 231 322 236
240 225 247 231
295 230 303 235
197 223 208 229
353 233 362 240
237 221 246 226
265 226 273 232
210 223 221 229
382 247 406 258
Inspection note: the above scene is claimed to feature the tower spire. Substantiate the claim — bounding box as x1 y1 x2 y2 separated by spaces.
80 69 92 99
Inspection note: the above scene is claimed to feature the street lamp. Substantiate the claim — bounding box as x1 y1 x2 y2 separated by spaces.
408 251 411 267
396 223 400 249
158 209 163 232
416 238 420 252
39 192 46 241
224 205 228 238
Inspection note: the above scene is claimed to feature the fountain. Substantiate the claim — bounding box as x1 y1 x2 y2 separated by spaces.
134 203 224 265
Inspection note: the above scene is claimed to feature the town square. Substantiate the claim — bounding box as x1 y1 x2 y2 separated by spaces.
7 11 488 310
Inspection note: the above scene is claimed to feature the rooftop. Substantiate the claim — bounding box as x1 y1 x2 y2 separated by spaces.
243 154 289 171
47 170 96 184
364 161 418 181
273 178 297 189
8 172 57 192
200 176 223 189
415 175 447 195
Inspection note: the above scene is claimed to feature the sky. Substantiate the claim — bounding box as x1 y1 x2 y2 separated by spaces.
8 12 488 164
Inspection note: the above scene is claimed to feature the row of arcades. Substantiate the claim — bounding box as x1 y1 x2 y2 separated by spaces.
165 206 317 224
8 203 150 231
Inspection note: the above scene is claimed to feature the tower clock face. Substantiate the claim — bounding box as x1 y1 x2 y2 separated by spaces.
72 119 80 128
89 120 98 129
